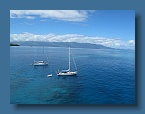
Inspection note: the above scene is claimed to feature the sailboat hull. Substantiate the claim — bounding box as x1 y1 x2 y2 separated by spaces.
34 64 48 66
33 61 48 66
57 71 77 76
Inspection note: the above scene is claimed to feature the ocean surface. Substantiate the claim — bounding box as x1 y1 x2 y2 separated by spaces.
10 46 135 104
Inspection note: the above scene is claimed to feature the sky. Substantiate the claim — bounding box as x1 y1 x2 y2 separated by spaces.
10 10 135 49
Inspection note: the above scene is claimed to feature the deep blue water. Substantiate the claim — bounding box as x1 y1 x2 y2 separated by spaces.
10 46 135 104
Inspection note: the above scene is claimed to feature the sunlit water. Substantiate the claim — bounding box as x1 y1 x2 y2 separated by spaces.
10 46 135 104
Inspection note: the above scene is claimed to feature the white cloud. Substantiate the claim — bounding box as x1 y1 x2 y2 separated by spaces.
10 32 135 49
10 10 94 22
128 40 135 46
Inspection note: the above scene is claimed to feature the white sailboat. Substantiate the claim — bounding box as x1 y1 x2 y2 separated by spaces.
33 47 48 66
57 47 77 76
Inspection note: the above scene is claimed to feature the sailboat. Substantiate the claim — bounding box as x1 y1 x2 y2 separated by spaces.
57 47 77 76
33 47 48 66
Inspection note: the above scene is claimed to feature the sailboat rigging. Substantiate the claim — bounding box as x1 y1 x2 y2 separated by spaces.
33 46 48 66
57 47 77 76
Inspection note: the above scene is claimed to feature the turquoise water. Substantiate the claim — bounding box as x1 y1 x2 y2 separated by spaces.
10 46 135 104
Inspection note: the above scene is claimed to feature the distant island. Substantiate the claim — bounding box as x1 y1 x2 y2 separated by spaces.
10 43 20 46
10 41 113 49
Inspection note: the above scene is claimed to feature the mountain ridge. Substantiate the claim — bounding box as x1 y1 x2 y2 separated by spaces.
10 41 113 49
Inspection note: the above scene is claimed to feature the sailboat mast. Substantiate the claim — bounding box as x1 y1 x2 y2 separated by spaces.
43 46 44 61
69 47 70 71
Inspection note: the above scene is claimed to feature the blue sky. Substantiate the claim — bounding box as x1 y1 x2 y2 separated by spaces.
10 10 135 49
